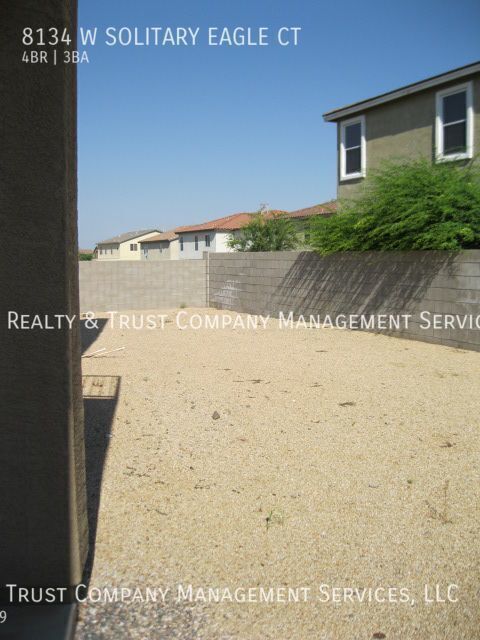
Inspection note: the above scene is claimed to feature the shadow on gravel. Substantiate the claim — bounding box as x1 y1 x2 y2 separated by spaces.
81 375 121 587
80 317 109 354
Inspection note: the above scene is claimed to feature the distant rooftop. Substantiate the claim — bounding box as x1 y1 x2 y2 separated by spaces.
97 229 160 245
287 201 337 219
96 204 337 244
174 211 287 233
174 204 336 233
140 231 179 243
323 60 480 122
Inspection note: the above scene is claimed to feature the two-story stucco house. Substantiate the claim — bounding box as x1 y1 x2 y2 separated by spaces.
323 61 480 199
96 229 160 260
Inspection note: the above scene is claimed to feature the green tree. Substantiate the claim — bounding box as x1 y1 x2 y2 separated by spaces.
310 159 480 254
227 211 298 252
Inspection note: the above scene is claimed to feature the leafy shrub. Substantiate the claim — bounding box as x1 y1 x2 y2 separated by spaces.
227 212 298 252
310 159 480 253
79 253 93 261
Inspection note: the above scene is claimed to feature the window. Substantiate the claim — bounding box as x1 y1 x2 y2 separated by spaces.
180 237 184 251
194 235 199 251
130 243 138 251
436 82 473 161
205 234 210 248
340 116 366 181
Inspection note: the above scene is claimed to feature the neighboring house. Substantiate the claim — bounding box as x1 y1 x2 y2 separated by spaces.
287 201 337 245
96 229 160 260
323 61 480 199
173 206 337 257
94 204 337 262
173 213 277 259
139 231 180 260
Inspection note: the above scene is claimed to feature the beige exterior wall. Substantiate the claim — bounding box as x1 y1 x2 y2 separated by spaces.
140 238 180 260
97 243 119 260
170 238 180 260
337 74 480 200
118 231 159 260
141 240 170 260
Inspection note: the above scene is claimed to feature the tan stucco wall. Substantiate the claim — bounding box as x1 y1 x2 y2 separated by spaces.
118 231 159 260
337 74 480 200
97 243 119 260
170 238 180 260
141 241 170 260
140 238 180 260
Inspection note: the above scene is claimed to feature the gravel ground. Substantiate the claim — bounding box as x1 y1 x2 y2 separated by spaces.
76 308 480 640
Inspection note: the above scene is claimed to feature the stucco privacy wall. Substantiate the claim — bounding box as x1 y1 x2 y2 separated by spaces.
80 259 207 311
209 251 480 351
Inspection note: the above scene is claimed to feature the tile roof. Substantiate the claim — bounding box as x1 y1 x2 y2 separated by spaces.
96 204 337 246
174 212 279 233
287 201 337 219
174 205 336 233
140 231 179 243
97 229 160 245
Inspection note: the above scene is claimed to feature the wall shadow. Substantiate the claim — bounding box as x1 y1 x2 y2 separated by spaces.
81 375 121 587
211 250 469 347
270 251 458 322
80 318 109 354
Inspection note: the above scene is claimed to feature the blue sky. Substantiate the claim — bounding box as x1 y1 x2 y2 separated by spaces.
78 0 480 247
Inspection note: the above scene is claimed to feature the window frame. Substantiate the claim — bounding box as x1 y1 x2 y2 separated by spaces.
130 243 138 251
435 81 473 162
194 235 199 251
180 236 184 251
205 234 210 248
340 115 366 181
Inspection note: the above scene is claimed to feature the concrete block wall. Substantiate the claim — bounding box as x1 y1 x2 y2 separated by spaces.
80 259 206 311
209 250 480 351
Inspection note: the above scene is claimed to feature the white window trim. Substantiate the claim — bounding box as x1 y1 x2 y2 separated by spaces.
340 115 366 181
435 81 473 162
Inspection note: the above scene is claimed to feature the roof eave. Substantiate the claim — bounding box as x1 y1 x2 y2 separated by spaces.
97 229 160 245
323 61 480 123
